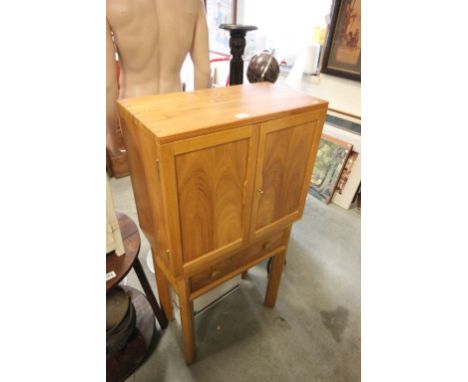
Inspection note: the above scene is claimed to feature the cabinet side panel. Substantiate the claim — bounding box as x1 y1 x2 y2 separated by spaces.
255 122 316 231
119 109 170 268
175 139 250 263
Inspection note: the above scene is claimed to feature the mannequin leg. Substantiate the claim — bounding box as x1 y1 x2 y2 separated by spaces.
264 250 286 308
177 278 196 364
154 261 174 321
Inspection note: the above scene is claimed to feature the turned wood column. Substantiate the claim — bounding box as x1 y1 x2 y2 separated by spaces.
220 24 258 85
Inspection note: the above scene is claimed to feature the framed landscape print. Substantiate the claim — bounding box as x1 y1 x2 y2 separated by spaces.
322 0 361 81
309 135 353 204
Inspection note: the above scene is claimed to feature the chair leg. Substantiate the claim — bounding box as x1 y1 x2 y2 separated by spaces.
177 278 196 364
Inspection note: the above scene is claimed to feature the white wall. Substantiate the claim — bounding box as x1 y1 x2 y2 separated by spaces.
237 0 332 64
279 71 361 117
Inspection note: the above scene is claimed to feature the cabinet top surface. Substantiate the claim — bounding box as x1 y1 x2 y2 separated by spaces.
117 83 328 143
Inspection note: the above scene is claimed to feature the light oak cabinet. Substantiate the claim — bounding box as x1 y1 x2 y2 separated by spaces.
118 83 327 364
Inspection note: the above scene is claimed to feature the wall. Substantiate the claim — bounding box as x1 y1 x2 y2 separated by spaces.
237 0 332 63
280 72 361 117
236 0 360 117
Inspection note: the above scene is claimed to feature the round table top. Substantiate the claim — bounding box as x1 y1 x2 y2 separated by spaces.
106 212 141 292
219 24 258 32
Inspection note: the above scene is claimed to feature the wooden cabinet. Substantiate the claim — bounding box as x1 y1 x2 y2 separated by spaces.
117 83 328 364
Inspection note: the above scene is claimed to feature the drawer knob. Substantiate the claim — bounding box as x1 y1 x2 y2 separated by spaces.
210 270 222 279
262 241 271 250
256 188 264 195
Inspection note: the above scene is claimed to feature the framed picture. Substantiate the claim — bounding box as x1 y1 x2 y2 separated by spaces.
332 151 361 209
309 135 353 204
321 0 361 81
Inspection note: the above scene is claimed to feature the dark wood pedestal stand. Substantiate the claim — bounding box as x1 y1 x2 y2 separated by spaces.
106 212 167 382
220 24 258 85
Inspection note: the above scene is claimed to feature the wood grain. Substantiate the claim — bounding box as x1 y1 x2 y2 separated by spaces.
176 138 249 262
264 249 286 307
117 83 328 364
118 83 326 143
264 225 292 307
190 230 284 293
254 121 316 233
190 246 286 301
177 278 196 364
119 110 170 269
154 257 174 322
158 143 184 276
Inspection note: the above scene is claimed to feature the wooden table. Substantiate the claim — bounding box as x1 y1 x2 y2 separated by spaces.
106 212 167 382
106 212 167 329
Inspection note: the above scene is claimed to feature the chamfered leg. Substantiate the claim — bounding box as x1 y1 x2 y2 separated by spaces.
264 249 286 307
177 278 196 364
154 254 174 321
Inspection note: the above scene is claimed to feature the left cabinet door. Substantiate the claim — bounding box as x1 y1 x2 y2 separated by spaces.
161 125 259 266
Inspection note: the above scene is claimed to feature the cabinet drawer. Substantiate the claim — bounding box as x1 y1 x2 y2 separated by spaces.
190 231 284 293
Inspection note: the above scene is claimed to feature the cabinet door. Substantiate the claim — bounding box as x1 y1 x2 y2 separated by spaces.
250 111 324 239
165 126 258 265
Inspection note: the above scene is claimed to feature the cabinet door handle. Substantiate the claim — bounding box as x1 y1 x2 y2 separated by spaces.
256 188 264 195
210 270 222 279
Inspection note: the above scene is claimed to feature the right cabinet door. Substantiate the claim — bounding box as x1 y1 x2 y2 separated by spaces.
250 111 324 239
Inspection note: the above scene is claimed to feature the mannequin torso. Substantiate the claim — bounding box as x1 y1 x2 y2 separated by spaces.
106 0 210 153
107 0 160 98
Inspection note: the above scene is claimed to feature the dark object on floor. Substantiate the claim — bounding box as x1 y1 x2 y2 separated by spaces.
247 51 280 84
106 211 167 329
107 117 130 178
107 147 130 179
109 152 130 178
106 287 130 331
107 292 136 357
219 24 258 85
107 287 160 382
